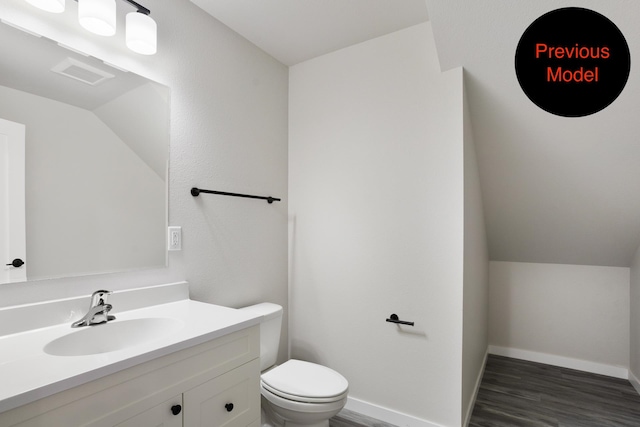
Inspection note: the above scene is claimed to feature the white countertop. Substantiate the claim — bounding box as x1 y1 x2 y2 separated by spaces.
0 295 262 413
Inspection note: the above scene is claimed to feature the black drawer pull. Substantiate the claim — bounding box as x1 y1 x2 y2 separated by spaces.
171 404 182 416
225 403 234 412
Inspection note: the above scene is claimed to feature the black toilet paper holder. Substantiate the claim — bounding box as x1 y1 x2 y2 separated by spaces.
385 313 414 326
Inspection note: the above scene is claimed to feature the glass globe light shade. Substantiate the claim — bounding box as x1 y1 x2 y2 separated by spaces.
24 0 65 13
78 0 116 37
126 12 157 55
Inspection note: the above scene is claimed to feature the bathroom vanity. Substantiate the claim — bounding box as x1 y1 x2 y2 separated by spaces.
0 283 262 427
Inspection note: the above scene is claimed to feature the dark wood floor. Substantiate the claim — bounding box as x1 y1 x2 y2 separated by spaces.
328 356 640 427
470 355 640 427
330 409 396 427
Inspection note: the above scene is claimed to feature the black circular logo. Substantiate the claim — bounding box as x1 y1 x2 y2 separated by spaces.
515 7 630 117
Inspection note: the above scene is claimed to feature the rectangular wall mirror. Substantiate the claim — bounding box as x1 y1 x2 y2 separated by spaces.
0 21 169 285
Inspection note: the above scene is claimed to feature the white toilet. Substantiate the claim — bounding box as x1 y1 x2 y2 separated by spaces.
240 303 349 427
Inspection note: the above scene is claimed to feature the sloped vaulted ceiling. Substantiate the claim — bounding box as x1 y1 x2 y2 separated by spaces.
426 0 640 267
192 0 640 267
190 0 428 65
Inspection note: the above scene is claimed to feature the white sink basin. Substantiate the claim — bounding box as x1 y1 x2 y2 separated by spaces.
44 318 184 356
0 283 263 415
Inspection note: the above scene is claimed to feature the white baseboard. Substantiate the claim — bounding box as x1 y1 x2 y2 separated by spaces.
488 345 628 379
463 350 488 427
630 371 640 396
345 397 442 427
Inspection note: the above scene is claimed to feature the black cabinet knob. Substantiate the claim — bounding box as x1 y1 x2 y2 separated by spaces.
225 403 234 412
6 258 24 268
171 404 182 416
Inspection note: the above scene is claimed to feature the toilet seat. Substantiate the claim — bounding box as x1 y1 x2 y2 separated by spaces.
261 359 349 403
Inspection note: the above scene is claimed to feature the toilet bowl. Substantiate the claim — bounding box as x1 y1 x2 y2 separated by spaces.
239 303 349 427
261 359 349 427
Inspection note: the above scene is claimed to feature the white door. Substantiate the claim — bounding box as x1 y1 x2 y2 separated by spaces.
0 118 26 283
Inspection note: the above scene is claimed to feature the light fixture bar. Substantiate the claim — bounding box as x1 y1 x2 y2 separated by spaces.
120 0 149 15
74 0 150 15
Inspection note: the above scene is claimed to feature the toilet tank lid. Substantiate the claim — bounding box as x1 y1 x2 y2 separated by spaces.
239 302 282 320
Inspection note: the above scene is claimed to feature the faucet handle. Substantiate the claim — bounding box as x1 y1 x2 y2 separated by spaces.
90 289 112 307
103 303 116 322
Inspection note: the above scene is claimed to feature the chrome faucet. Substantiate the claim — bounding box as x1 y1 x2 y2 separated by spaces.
72 290 116 328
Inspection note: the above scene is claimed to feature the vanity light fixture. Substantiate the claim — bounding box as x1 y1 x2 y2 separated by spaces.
78 0 116 36
24 0 65 13
23 0 157 55
125 7 157 55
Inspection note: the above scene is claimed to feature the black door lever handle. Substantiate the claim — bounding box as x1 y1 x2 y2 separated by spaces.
6 259 24 268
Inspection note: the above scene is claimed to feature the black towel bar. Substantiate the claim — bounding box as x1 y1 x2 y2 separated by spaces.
386 313 414 326
191 187 281 204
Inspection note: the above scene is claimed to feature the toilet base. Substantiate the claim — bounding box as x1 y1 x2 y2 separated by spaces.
261 417 329 427
261 422 329 427
283 422 328 427
261 395 339 427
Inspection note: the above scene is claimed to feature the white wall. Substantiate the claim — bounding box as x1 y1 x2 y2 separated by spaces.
0 0 289 358
289 23 465 427
461 80 489 425
0 84 165 280
94 82 170 179
631 246 640 389
489 261 630 375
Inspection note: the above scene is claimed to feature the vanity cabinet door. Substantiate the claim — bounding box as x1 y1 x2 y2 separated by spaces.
183 359 260 427
115 395 183 427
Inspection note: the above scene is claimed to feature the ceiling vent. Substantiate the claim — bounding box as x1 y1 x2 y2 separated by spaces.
51 57 115 86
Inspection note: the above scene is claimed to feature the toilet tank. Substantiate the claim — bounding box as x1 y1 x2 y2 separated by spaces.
239 303 282 371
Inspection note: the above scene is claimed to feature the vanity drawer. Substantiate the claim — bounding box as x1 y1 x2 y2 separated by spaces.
183 358 260 427
115 395 183 427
